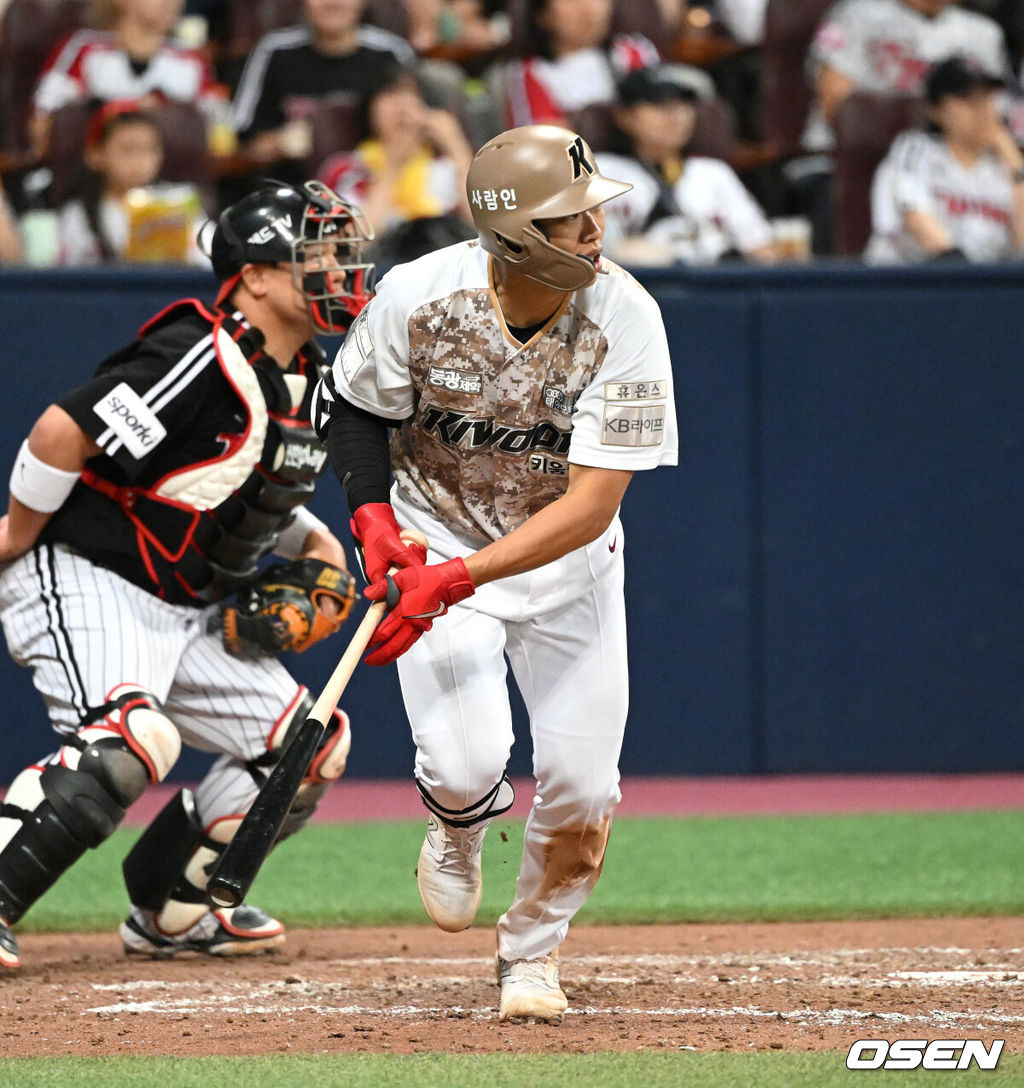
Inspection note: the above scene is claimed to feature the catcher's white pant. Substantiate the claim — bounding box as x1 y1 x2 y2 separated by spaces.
392 489 628 963
0 543 307 830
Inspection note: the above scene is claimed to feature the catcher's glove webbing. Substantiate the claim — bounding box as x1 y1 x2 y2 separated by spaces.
220 559 356 657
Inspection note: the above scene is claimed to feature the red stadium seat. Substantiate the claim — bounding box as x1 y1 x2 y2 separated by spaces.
0 0 89 153
831 92 926 255
760 0 833 158
307 98 365 176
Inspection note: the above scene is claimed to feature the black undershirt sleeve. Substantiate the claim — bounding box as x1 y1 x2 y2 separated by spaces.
324 393 394 514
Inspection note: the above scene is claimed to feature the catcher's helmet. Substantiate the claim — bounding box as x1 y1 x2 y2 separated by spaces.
466 125 631 290
209 180 375 334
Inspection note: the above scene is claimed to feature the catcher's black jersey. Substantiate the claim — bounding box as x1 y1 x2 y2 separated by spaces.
43 299 327 605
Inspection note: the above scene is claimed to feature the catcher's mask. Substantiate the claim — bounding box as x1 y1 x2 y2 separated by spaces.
466 125 632 291
207 180 375 334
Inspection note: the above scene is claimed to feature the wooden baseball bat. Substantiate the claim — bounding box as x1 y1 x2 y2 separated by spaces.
206 531 426 910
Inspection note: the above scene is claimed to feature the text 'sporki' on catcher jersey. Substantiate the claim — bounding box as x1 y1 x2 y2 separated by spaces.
45 299 328 604
325 239 678 544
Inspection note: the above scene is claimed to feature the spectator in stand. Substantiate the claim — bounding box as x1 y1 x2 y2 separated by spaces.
317 68 473 237
30 0 227 159
804 0 1010 155
596 65 777 264
502 0 660 129
52 99 206 266
231 0 418 185
789 0 1010 253
865 56 1024 263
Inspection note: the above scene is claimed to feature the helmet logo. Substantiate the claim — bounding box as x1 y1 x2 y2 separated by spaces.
566 136 594 180
247 215 293 245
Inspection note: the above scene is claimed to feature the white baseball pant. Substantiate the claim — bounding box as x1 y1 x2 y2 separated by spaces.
0 543 307 830
393 495 629 962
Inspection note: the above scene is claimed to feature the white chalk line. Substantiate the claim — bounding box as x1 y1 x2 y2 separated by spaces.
77 948 1024 1028
80 997 1024 1030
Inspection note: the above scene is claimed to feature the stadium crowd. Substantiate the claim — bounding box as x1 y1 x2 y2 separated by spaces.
1 0 1024 266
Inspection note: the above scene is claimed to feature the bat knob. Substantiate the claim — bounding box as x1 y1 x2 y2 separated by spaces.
384 574 401 610
207 877 243 910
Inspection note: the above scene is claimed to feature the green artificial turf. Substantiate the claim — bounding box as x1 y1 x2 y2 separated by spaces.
3 1052 1023 1088
17 808 1024 933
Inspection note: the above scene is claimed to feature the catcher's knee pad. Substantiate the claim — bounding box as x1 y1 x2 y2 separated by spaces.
275 709 351 843
0 687 178 925
89 684 181 784
417 774 515 829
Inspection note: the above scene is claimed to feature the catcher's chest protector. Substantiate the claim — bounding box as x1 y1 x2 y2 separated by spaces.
81 303 331 602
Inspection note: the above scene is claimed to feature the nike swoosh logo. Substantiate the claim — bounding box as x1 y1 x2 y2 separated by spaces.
406 603 447 620
608 537 617 553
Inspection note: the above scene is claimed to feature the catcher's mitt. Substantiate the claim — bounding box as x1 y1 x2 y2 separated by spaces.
220 559 356 658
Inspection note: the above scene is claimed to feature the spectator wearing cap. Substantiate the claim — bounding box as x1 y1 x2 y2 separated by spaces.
595 65 777 266
49 99 206 266
865 55 1024 263
804 0 1010 155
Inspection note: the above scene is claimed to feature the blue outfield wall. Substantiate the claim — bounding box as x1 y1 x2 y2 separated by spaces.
0 262 1021 781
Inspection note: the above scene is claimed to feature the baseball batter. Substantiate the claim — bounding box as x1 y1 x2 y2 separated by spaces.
0 180 373 971
314 125 678 1022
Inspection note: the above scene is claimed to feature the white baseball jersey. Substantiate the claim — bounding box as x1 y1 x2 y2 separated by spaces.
33 30 219 117
597 152 775 264
322 237 677 959
865 129 1019 263
328 238 677 547
802 0 1009 151
503 36 660 127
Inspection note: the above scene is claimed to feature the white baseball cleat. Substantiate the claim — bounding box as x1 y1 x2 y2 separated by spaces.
497 949 568 1024
120 904 285 958
0 917 19 970
416 815 487 932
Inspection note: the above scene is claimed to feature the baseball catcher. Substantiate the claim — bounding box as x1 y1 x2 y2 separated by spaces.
0 179 373 970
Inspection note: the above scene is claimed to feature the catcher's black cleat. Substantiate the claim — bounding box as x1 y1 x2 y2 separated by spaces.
120 904 285 958
0 917 19 970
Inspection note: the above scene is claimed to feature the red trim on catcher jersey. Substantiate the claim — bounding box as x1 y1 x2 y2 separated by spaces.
139 297 220 338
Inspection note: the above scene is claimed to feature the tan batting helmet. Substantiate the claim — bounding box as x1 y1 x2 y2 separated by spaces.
466 125 632 291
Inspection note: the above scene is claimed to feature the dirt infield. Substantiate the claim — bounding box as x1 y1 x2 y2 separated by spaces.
4 917 1020 1058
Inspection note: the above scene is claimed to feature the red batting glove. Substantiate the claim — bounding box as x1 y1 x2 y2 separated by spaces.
350 502 427 585
363 557 475 666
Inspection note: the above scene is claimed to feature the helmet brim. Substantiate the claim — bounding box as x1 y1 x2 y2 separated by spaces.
529 173 633 222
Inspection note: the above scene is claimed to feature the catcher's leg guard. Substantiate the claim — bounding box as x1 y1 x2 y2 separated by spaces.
141 697 350 936
0 686 180 925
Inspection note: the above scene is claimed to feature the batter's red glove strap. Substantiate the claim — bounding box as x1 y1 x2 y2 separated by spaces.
363 557 475 666
350 502 427 585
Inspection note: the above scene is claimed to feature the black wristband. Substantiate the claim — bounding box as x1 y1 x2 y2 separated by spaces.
324 395 393 512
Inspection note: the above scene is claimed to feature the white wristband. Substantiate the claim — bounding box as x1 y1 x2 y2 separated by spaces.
9 440 81 513
275 504 328 559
